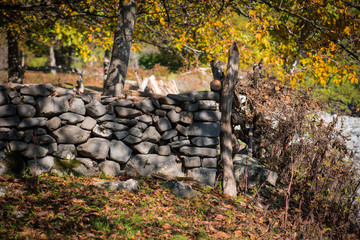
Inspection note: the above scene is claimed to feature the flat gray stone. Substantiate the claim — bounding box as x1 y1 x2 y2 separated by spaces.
114 131 129 140
35 134 56 145
72 158 99 176
52 125 90 144
69 98 86 115
22 144 49 158
37 96 69 117
115 107 142 118
27 156 55 175
134 122 148 131
16 104 36 118
77 138 110 160
167 110 180 123
198 100 218 110
92 125 113 138
101 122 127 131
22 95 36 105
129 127 142 138
161 130 178 140
20 84 54 97
9 141 28 152
202 158 217 168
99 160 122 176
135 100 155 113
155 117 172 132
176 122 220 137
7 129 23 141
194 111 221 122
86 99 106 117
115 118 138 126
179 146 218 157
46 117 61 131
53 144 76 160
183 91 220 101
167 94 194 102
78 94 93 103
80 116 97 130
169 140 190 149
125 154 184 177
53 87 75 97
0 104 16 117
0 90 9 105
156 145 171 156
135 115 153 124
142 126 161 142
183 156 201 168
159 96 176 105
133 142 156 154
180 112 193 124
109 140 132 164
164 180 195 198
112 99 134 107
97 114 116 122
18 117 47 129
8 90 19 99
123 135 142 145
100 97 118 104
59 112 85 124
155 109 167 116
191 137 219 147
187 167 217 186
46 143 58 154
181 102 198 112
93 179 140 192
0 116 20 128
160 104 176 110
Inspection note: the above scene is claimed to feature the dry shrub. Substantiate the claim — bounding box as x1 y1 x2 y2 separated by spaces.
233 70 360 238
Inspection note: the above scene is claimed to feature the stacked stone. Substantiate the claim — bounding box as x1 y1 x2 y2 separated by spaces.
0 84 221 186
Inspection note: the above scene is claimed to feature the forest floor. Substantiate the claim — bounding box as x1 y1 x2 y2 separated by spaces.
0 173 312 240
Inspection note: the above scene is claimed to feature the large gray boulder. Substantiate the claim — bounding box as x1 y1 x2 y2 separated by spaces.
59 113 85 124
194 111 221 122
133 142 156 154
37 96 69 117
182 156 201 168
164 180 195 198
27 156 55 175
46 117 61 131
80 116 97 130
22 144 49 158
182 91 220 101
16 104 36 118
86 99 107 117
142 126 161 142
233 154 278 187
18 117 47 129
69 98 86 115
191 137 219 147
52 125 90 144
53 144 76 160
0 116 20 128
198 100 218 110
99 160 122 176
202 158 217 168
92 125 113 139
77 138 110 160
176 122 220 137
187 167 217 186
155 117 172 132
20 84 54 97
115 107 142 118
93 179 140 192
135 100 155 113
125 154 184 177
109 140 132 164
8 141 28 152
179 146 218 157
0 104 16 117
72 158 99 176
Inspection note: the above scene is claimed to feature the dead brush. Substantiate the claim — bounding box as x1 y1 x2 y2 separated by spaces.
232 69 360 238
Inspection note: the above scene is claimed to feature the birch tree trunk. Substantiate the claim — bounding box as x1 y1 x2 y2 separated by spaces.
103 0 136 96
49 44 57 76
220 42 239 198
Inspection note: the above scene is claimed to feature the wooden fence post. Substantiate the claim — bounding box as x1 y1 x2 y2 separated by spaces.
220 42 239 197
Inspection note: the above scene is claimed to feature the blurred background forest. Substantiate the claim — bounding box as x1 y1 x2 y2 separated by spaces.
1 0 359 115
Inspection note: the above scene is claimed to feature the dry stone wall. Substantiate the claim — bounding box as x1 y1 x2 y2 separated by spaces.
0 84 221 186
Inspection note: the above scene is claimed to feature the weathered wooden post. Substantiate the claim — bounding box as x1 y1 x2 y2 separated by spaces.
212 42 239 197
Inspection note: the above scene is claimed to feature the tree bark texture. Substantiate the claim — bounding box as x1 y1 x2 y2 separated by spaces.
220 42 239 198
103 0 136 96
7 30 22 83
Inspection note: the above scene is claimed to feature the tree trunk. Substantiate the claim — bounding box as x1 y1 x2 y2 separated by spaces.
220 42 239 198
49 44 56 76
103 49 111 80
7 30 22 83
103 0 137 96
